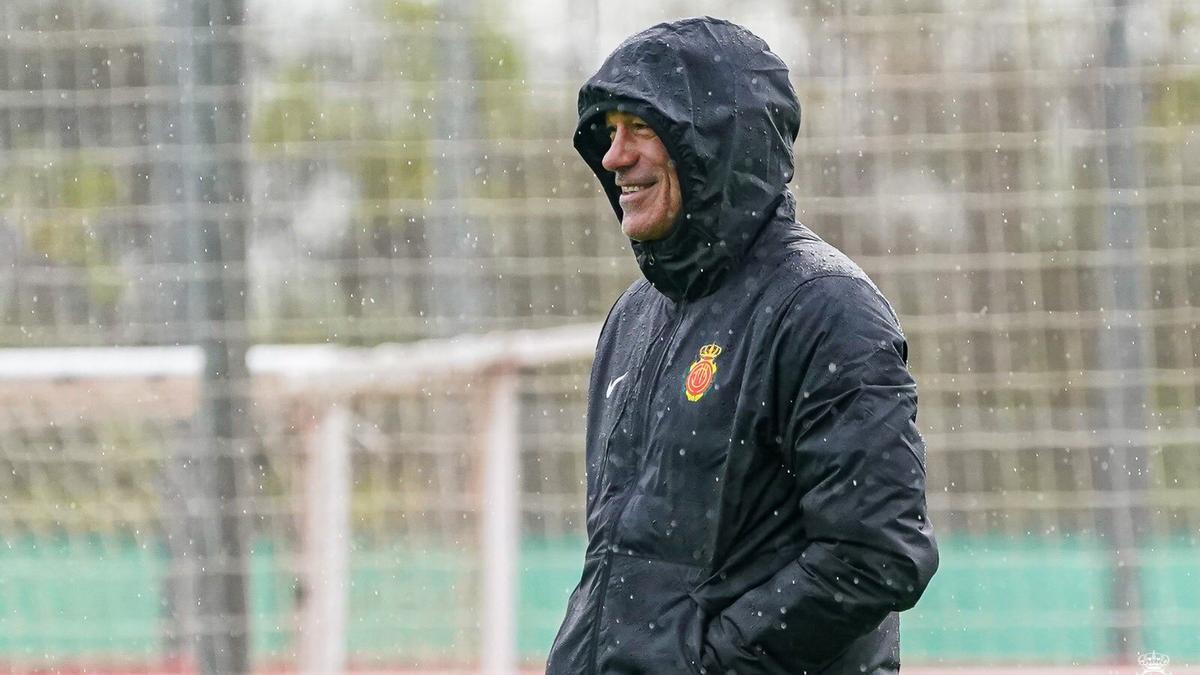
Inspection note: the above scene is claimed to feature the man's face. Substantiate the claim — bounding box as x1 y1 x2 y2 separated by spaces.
601 111 682 242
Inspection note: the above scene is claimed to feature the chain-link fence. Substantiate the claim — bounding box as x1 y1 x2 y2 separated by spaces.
0 0 1198 671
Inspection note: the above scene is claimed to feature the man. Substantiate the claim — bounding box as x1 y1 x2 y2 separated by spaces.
547 17 938 675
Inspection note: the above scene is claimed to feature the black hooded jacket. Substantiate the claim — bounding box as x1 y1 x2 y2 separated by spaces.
547 17 938 674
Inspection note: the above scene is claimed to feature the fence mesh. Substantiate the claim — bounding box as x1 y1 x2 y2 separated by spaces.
0 0 1198 670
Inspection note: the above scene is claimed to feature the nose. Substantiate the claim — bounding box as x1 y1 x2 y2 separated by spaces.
601 126 637 173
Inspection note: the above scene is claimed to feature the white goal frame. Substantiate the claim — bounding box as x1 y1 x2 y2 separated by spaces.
0 322 602 675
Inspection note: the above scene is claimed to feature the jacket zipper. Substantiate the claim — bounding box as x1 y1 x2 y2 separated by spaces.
605 301 685 539
584 308 671 673
637 302 686 474
591 302 678 513
587 301 687 674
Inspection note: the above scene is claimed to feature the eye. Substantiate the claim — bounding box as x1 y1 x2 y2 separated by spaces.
606 126 617 139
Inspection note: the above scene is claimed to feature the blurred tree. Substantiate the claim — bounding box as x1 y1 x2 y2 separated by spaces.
249 0 530 343
0 0 130 343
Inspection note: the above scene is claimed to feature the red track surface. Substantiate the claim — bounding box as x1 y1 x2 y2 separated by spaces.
3 655 1197 675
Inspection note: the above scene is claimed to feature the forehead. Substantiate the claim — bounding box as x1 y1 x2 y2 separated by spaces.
604 110 645 126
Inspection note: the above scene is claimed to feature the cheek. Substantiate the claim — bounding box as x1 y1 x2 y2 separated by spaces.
659 184 673 213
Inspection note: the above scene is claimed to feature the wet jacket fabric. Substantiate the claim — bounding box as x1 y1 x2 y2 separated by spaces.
547 17 938 675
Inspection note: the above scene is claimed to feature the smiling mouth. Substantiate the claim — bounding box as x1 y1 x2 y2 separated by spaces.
619 182 655 195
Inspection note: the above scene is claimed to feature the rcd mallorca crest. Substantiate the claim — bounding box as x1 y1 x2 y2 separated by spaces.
684 344 722 402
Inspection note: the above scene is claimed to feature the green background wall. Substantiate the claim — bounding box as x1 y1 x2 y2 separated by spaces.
0 535 1195 667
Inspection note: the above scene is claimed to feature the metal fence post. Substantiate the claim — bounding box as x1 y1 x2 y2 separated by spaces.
1096 0 1151 659
175 0 251 671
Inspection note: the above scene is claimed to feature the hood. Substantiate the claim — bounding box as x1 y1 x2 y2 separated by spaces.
574 17 801 302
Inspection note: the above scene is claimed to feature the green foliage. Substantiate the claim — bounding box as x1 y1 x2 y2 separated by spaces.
1 155 126 308
252 74 360 148
0 154 118 212
376 0 438 26
250 0 532 208
475 30 528 143
1148 74 1200 128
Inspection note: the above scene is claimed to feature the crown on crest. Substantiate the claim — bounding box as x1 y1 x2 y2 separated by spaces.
698 344 722 359
1138 651 1170 673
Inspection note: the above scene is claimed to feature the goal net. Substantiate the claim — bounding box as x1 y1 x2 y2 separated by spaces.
0 326 598 673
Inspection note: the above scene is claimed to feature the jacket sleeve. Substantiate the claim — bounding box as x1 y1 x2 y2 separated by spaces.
701 275 939 674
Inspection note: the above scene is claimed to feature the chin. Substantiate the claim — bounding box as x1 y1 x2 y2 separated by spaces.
623 217 672 242
623 223 657 241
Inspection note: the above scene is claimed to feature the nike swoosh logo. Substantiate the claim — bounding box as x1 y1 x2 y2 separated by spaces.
606 372 629 399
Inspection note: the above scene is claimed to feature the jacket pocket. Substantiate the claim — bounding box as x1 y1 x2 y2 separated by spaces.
595 553 706 675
